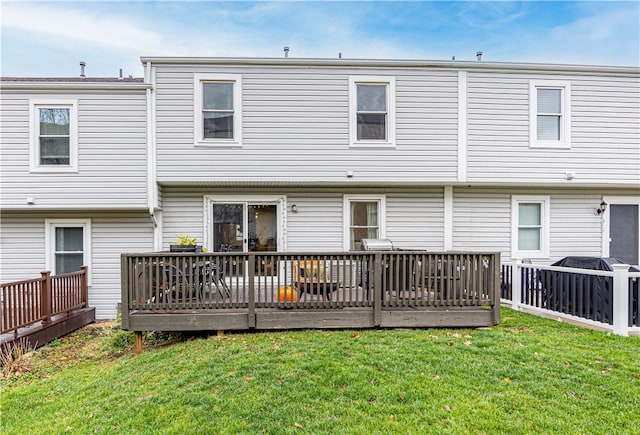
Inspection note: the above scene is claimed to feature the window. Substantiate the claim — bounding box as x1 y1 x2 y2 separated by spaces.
343 195 386 250
45 219 91 283
511 196 550 259
30 100 78 172
529 80 571 148
194 74 242 146
349 76 395 147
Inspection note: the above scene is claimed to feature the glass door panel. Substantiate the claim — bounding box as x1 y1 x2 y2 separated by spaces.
248 204 278 252
213 203 245 277
248 204 278 276
212 203 245 252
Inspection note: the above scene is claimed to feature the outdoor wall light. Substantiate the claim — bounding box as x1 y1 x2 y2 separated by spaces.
596 200 607 215
291 204 298 213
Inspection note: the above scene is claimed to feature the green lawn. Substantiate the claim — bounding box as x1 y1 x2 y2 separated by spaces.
2 308 639 434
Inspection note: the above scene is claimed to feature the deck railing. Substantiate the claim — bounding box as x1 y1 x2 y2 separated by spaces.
501 261 640 336
121 251 500 331
1 266 89 334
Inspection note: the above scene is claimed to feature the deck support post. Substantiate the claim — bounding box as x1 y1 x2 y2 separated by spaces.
134 331 143 355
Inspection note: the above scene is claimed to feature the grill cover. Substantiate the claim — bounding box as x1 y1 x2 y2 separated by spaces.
361 238 394 251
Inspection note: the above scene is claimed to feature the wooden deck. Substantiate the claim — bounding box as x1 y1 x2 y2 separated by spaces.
0 307 95 350
1 268 94 349
122 251 501 333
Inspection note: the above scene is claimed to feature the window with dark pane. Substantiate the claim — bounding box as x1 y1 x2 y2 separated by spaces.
55 227 84 274
356 84 387 141
39 108 70 164
203 82 234 139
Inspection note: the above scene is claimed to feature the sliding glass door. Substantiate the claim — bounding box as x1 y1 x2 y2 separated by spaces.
210 199 282 277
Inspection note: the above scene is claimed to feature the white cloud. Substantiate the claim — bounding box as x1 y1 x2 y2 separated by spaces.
2 2 168 52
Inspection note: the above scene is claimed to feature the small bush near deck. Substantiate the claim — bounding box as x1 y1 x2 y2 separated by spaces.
1 308 639 434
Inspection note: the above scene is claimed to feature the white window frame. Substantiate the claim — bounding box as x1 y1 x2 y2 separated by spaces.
29 99 78 172
203 195 287 253
45 219 92 285
194 73 242 147
343 195 386 250
349 76 396 148
511 195 550 259
529 80 571 149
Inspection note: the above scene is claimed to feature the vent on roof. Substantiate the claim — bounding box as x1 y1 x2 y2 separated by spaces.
283 46 290 58
476 51 483 61
79 61 86 77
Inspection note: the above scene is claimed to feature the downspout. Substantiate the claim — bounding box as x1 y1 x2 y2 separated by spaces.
145 61 161 251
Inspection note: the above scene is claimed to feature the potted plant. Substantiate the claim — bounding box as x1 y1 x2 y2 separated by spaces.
169 233 205 253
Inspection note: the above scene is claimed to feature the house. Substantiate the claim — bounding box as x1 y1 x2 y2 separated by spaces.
1 57 639 320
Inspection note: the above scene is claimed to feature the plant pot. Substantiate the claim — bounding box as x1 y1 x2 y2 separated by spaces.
170 245 202 253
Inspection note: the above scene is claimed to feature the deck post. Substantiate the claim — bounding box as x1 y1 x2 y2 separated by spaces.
80 266 89 308
134 331 143 355
248 255 256 328
120 255 130 330
492 253 501 325
612 264 630 337
40 271 52 325
374 253 382 326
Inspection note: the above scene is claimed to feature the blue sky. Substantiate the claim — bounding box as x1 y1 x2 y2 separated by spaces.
1 1 638 78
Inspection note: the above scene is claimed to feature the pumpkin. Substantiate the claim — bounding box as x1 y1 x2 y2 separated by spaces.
277 286 298 302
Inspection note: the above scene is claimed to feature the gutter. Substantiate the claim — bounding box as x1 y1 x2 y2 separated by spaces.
0 82 152 91
139 56 639 76
145 61 161 250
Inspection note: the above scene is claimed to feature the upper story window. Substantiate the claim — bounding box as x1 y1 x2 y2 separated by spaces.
349 76 396 148
30 100 78 172
529 80 571 149
194 74 242 146
511 195 550 259
343 195 386 250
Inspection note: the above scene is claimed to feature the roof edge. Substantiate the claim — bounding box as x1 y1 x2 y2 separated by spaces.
139 56 640 75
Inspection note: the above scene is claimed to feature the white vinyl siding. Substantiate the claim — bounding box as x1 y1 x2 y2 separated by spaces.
1 91 148 209
0 212 153 319
30 100 78 172
154 67 458 183
529 80 571 149
467 73 638 184
193 74 242 146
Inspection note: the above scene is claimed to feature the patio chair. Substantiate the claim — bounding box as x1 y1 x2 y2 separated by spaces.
292 260 340 301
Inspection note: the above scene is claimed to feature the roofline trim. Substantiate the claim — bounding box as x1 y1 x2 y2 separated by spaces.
0 82 152 91
139 56 639 75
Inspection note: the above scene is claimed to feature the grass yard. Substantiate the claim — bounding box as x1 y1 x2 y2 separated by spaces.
1 308 639 434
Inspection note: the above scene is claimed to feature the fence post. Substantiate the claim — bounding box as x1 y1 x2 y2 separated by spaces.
80 265 89 308
612 264 629 337
41 271 52 324
373 253 382 327
120 255 130 330
492 253 501 324
248 254 256 328
511 258 521 311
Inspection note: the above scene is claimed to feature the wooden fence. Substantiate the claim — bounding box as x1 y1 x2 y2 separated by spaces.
1 267 89 334
121 251 501 332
